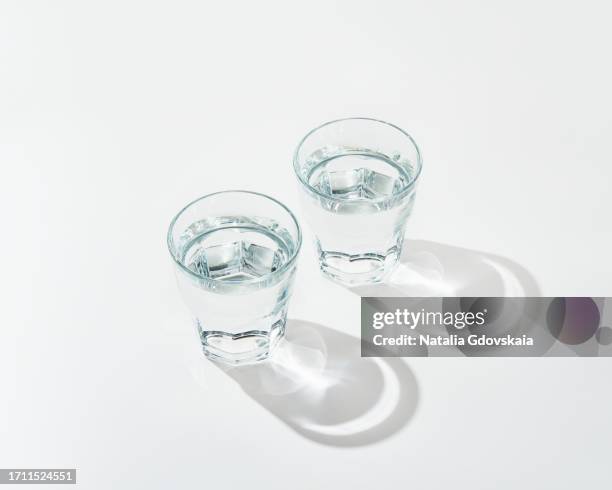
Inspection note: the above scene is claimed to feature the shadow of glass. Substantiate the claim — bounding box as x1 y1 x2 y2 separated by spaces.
215 320 419 447
352 240 552 356
351 239 541 297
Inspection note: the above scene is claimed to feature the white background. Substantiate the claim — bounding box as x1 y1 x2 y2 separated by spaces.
1 1 611 488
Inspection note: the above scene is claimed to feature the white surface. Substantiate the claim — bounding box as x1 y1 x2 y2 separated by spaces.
1 1 611 488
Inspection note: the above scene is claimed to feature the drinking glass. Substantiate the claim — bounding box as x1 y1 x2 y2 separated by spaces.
167 191 301 364
293 118 422 285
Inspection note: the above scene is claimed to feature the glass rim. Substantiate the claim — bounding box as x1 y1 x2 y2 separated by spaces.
167 190 302 286
292 117 423 204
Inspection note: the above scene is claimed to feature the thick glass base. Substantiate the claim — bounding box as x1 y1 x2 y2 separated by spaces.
319 250 400 286
199 319 286 365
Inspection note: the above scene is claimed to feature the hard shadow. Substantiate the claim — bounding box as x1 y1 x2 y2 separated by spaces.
350 239 541 297
215 320 419 447
353 239 550 356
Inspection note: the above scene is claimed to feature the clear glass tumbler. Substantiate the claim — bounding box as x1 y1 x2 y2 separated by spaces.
293 118 422 285
167 191 301 364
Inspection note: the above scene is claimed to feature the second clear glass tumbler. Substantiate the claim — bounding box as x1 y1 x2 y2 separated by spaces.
167 191 301 364
293 118 422 285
